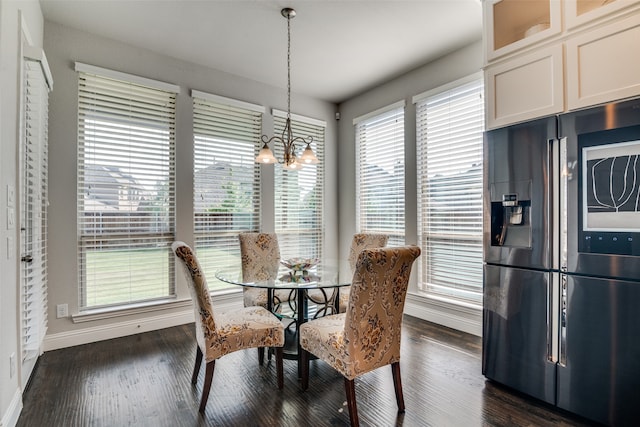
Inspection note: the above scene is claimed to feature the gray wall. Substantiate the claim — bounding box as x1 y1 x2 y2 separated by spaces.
43 21 338 338
337 40 484 333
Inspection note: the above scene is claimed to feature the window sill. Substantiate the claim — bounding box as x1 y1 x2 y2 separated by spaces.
71 288 243 324
407 291 482 314
72 298 193 323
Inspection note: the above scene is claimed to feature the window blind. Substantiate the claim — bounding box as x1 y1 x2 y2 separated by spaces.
416 77 484 304
77 67 177 309
192 92 262 290
274 114 325 260
21 56 50 375
355 104 405 247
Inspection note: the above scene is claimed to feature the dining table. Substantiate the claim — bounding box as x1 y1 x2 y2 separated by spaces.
215 263 350 378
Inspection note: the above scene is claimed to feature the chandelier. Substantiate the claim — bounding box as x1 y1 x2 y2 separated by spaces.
255 7 318 170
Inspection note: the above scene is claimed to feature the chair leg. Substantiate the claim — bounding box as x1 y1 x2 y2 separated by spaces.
192 345 203 385
258 347 265 365
344 378 359 427
391 362 405 413
199 360 215 413
301 349 310 390
275 347 284 389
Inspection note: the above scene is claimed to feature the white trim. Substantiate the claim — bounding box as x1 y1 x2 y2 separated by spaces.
0 387 22 427
272 109 326 127
352 100 405 125
23 45 53 91
404 292 482 337
74 62 180 93
45 310 194 351
412 71 483 104
44 293 244 351
72 298 193 323
191 90 265 113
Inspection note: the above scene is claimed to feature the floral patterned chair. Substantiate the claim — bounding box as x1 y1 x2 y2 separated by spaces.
339 233 389 312
238 232 294 364
299 245 421 427
238 232 293 307
172 241 284 413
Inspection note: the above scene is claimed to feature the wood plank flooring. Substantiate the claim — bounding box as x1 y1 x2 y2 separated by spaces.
17 316 598 426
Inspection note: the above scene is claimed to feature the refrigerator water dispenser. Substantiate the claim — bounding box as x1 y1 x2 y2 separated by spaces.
490 181 532 248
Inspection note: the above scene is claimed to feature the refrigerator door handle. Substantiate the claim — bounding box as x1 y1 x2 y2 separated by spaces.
548 272 560 363
559 137 568 272
559 273 568 367
550 138 560 271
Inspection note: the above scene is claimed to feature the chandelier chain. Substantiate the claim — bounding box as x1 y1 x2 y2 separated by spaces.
287 13 291 120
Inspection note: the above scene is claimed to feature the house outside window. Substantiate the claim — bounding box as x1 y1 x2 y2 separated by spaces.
192 91 263 290
76 64 179 309
414 73 485 305
354 101 406 247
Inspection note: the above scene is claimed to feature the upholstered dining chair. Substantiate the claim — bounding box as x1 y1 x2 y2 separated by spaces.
172 241 285 413
339 233 389 312
238 232 294 364
238 232 292 306
299 245 421 427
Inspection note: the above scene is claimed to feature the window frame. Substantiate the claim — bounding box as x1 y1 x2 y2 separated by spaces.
414 72 485 306
76 63 179 311
192 90 264 290
273 110 326 261
354 101 406 247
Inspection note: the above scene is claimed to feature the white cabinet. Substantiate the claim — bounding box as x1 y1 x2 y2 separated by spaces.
484 0 562 61
485 45 564 129
565 0 638 29
484 0 640 129
566 12 640 109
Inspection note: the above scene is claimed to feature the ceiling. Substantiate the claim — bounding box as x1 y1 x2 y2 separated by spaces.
40 0 483 104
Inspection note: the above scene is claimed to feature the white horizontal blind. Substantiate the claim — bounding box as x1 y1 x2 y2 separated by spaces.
416 77 484 304
355 106 405 246
77 69 177 309
193 94 262 290
21 57 50 376
274 116 325 260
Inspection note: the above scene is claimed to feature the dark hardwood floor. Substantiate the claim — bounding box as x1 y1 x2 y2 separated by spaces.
18 316 597 427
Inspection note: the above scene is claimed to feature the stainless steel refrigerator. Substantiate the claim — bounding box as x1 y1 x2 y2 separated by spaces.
482 97 640 426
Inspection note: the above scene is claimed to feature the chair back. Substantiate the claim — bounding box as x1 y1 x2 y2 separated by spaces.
238 232 281 282
344 245 421 375
172 241 216 353
347 233 389 273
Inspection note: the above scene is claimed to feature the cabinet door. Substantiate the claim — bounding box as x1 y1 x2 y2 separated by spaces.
485 45 564 129
484 0 562 61
566 12 640 110
565 0 640 30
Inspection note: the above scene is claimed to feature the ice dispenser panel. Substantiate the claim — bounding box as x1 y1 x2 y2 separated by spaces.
491 181 532 248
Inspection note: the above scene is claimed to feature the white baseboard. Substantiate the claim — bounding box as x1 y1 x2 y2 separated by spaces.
0 387 22 427
43 294 244 351
405 292 482 337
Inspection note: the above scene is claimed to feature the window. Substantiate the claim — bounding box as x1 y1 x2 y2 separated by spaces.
274 111 325 259
76 64 178 310
193 91 263 290
415 74 484 305
354 101 405 246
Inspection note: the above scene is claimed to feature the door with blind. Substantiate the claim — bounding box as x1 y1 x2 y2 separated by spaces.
20 46 53 386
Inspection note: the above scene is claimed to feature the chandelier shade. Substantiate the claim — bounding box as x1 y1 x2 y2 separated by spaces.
255 7 318 170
